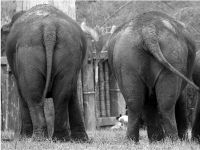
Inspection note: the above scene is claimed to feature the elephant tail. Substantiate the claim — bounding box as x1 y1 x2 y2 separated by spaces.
42 25 56 99
142 24 200 91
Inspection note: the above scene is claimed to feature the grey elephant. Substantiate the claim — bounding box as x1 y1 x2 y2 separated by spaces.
82 11 199 142
1 4 89 141
192 50 200 142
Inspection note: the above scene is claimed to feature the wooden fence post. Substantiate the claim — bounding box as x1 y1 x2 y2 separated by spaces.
82 60 96 130
94 59 100 128
99 62 106 117
5 64 10 131
104 61 110 117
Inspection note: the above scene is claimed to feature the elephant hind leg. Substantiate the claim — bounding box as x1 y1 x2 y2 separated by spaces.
144 92 164 142
175 94 188 140
14 83 33 139
18 99 33 139
155 72 181 141
68 80 88 142
52 73 73 142
117 73 146 142
17 46 48 140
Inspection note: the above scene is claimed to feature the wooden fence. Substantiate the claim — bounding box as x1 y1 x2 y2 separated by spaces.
1 57 20 132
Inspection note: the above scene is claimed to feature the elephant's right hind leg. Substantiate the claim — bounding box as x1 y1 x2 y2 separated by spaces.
52 73 72 142
192 95 200 142
18 99 33 139
117 73 146 142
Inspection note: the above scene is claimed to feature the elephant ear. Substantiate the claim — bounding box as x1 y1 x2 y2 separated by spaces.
81 21 99 42
1 11 25 34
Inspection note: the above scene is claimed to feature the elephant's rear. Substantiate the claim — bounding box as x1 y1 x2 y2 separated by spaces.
107 11 198 142
5 4 87 141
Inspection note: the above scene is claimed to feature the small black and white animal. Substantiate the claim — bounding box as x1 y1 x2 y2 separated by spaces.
111 114 128 130
116 114 128 126
111 106 128 130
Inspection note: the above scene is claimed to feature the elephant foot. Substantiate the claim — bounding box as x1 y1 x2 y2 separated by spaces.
148 132 165 143
71 132 89 142
18 124 33 140
192 136 200 143
192 132 200 143
126 132 139 143
52 130 70 142
178 130 188 141
32 127 48 141
147 125 165 142
166 134 179 142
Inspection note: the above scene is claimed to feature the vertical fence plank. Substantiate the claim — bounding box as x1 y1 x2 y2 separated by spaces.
99 62 106 117
94 60 100 128
1 63 7 130
5 65 10 131
82 60 96 130
104 61 110 117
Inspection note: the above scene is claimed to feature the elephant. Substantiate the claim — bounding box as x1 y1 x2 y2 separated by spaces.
82 11 199 142
2 4 90 141
192 50 200 142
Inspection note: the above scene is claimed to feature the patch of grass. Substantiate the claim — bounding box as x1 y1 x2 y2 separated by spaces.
1 129 200 150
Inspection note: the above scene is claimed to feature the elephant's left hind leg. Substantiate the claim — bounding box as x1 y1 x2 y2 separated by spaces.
144 94 164 142
175 94 188 140
68 80 88 142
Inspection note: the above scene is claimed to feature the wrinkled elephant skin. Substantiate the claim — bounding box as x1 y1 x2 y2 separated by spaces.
106 12 198 142
2 4 88 141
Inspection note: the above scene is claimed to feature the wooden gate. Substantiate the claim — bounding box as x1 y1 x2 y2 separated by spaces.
1 57 20 132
